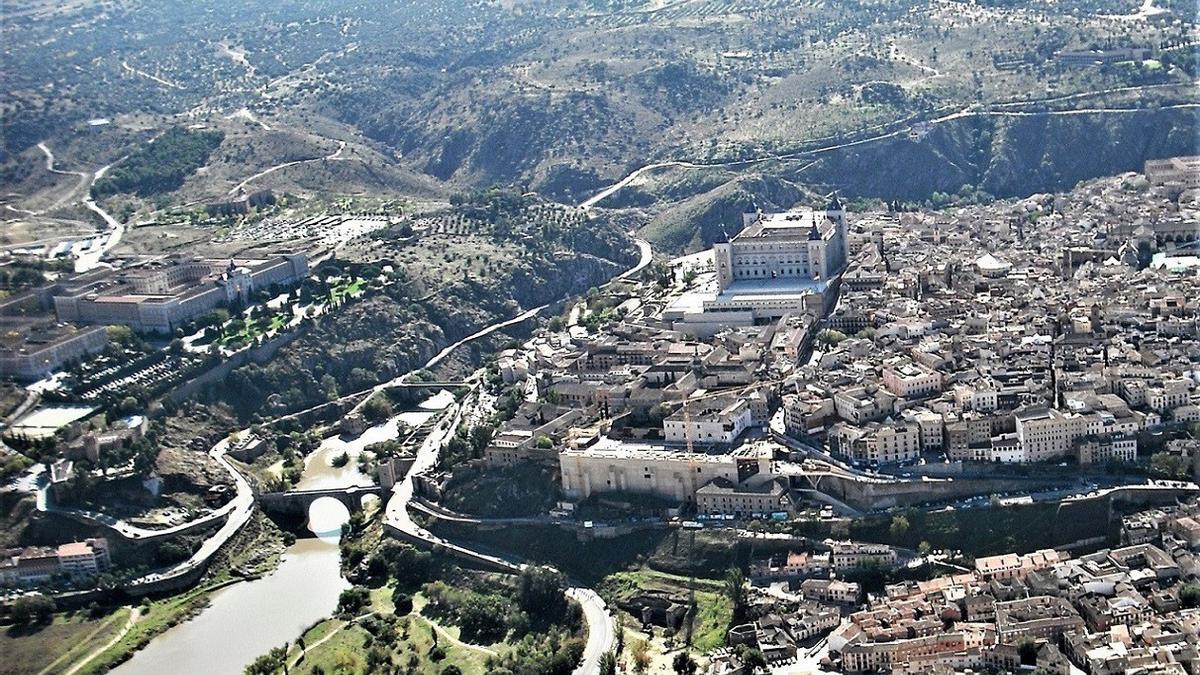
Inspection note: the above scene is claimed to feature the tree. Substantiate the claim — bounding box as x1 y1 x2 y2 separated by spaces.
518 566 568 620
156 541 190 565
363 394 393 423
735 644 766 672
890 514 910 540
12 594 55 624
918 541 932 557
599 651 618 675
392 588 413 615
630 639 651 675
1181 583 1200 608
1017 638 1039 665
725 567 748 624
673 652 698 675
441 667 462 675
816 329 848 346
244 645 288 675
337 586 370 616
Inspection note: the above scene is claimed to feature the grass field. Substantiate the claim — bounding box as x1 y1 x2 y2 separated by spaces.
0 607 132 675
599 568 732 652
77 586 223 675
290 588 499 675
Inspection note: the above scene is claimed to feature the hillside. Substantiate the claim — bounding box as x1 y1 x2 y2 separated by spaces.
630 105 1199 252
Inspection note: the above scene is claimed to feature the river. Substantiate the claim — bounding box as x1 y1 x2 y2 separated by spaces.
112 515 349 675
111 395 454 675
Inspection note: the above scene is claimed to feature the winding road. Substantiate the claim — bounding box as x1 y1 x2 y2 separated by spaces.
577 85 1199 210
226 140 348 197
379 237 652 675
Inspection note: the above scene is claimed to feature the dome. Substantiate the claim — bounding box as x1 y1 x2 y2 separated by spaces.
976 253 1012 277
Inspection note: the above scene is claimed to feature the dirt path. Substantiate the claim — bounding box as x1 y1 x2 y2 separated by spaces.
55 606 142 675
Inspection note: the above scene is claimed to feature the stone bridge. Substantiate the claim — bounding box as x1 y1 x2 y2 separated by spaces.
258 485 388 515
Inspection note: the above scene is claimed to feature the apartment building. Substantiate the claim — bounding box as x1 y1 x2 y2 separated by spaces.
663 398 752 447
882 359 943 399
829 420 922 464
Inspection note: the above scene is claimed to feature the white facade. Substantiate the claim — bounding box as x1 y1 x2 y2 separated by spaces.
664 399 753 446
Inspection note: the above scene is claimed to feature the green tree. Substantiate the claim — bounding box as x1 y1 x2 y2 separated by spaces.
1181 583 1200 608
244 645 288 674
673 652 698 675
518 565 568 620
725 567 748 624
816 329 848 346
337 586 370 616
890 514 910 540
599 651 618 675
363 394 393 423
392 588 413 615
735 644 766 672
12 594 55 624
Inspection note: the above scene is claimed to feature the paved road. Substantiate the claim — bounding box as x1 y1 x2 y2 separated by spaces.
568 588 615 674
378 238 656 675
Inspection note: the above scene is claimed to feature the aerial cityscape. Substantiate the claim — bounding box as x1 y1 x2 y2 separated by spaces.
0 1 1197 674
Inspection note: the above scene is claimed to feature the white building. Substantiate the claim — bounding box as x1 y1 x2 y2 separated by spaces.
558 442 772 502
663 398 753 447
882 359 943 399
714 197 847 291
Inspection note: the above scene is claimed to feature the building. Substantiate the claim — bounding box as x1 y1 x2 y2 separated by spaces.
558 442 772 502
667 199 848 330
834 386 896 425
663 398 752 447
695 477 793 517
1145 157 1200 189
1014 408 1088 462
56 539 111 577
975 549 1067 581
714 198 847 291
827 540 898 571
1076 434 1138 465
1055 47 1153 66
0 538 110 587
882 359 943 399
751 551 831 581
53 253 308 333
0 320 109 381
799 578 861 605
994 596 1085 643
829 421 922 465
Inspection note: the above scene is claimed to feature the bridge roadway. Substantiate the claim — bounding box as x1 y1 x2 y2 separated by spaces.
258 484 387 514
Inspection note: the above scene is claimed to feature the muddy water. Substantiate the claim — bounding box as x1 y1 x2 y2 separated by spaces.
112 499 351 675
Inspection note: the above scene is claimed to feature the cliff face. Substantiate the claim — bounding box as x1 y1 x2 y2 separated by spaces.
633 107 1197 253
796 107 1198 200
640 174 810 252
215 235 633 421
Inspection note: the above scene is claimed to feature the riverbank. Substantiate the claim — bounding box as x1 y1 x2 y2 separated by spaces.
6 511 290 675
